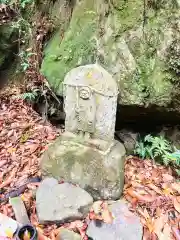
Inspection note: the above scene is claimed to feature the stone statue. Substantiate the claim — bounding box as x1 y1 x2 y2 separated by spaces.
63 64 119 148
41 64 126 200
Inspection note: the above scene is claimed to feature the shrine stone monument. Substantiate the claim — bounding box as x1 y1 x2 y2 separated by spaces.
41 64 126 200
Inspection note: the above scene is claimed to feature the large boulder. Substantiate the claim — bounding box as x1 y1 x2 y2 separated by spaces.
41 0 180 117
40 134 126 200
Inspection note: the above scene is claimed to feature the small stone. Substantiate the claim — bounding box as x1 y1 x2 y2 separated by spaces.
115 129 138 154
87 200 143 240
56 228 81 240
36 178 93 224
9 197 30 225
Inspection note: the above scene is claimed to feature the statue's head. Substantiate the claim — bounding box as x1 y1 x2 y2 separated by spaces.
79 87 91 100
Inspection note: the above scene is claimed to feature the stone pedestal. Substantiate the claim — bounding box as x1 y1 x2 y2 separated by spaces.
41 133 126 200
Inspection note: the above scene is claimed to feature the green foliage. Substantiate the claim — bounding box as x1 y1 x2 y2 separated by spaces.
1 0 35 73
12 88 39 102
18 50 35 72
0 0 34 8
134 134 180 173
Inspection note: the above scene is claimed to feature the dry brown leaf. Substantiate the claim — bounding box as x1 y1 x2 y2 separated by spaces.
0 167 17 188
162 174 174 182
145 218 155 233
147 183 162 195
173 198 180 213
126 188 156 202
90 201 113 224
92 201 103 214
153 215 167 238
171 183 180 194
159 224 172 240
0 160 7 168
101 208 114 224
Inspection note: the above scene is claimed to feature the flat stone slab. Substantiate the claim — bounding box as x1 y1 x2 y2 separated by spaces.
56 228 81 240
87 200 143 240
36 178 93 224
9 197 30 225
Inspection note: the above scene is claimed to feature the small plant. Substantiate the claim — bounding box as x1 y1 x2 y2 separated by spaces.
134 134 180 174
18 50 35 72
13 89 39 102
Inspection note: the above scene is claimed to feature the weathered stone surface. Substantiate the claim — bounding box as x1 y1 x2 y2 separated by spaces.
41 135 126 200
41 64 126 200
41 0 180 117
87 200 143 240
9 197 30 225
36 178 93 224
115 129 138 154
56 228 81 240
64 64 118 142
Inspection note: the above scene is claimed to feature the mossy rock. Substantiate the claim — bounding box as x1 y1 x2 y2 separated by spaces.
41 134 126 200
41 0 180 109
41 0 98 95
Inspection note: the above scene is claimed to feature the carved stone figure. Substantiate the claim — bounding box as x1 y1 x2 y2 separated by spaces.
63 64 118 144
75 86 95 139
41 64 126 200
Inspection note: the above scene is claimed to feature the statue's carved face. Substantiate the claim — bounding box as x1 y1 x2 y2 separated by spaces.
79 87 91 100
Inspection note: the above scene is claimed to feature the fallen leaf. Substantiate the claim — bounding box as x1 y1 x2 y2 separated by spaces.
173 198 180 213
145 218 155 233
171 183 180 194
92 201 103 214
159 224 171 240
90 201 113 224
126 188 156 202
0 168 17 188
47 134 56 140
101 208 114 224
153 215 167 238
7 148 16 154
147 183 162 195
0 160 7 168
162 174 174 182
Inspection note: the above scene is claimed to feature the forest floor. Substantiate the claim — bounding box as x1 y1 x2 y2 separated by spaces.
0 85 180 240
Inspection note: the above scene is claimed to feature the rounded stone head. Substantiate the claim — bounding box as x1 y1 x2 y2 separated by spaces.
79 87 91 100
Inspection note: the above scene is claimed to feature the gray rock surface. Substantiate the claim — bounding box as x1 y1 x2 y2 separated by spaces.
36 178 93 224
115 129 138 154
41 137 126 200
56 228 81 240
9 197 30 225
87 200 143 240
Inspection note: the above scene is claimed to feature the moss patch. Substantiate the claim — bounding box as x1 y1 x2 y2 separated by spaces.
41 0 97 95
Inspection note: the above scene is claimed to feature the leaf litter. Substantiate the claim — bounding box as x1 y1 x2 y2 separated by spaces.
0 95 179 239
124 156 180 240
